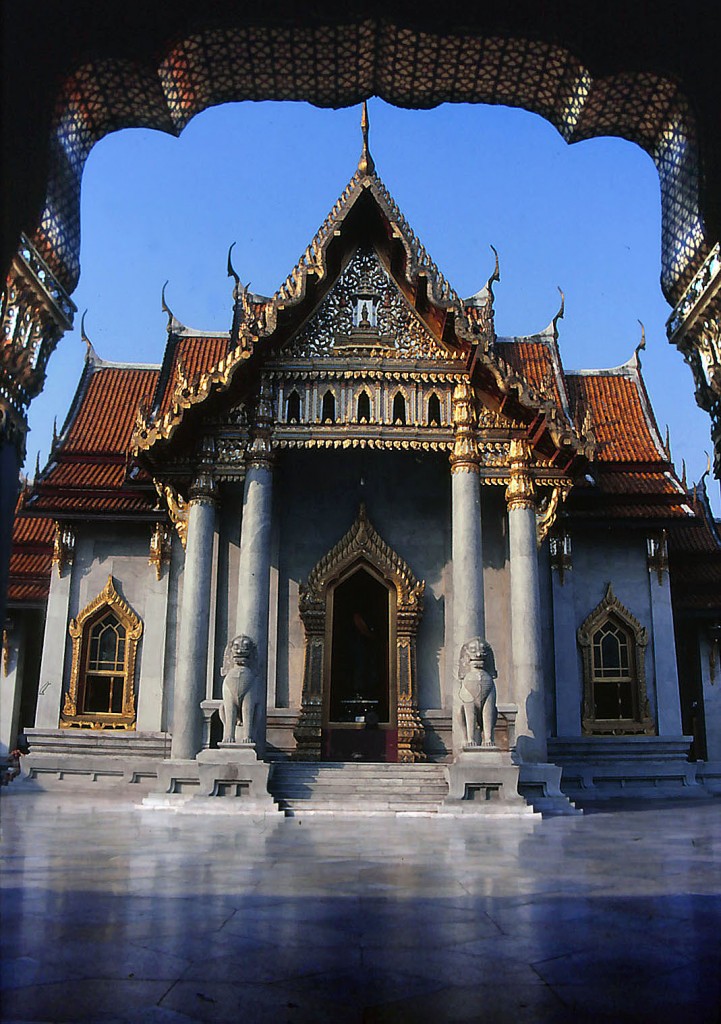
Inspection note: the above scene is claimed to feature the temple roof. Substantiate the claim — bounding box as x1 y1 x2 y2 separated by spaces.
22 353 160 520
130 118 589 466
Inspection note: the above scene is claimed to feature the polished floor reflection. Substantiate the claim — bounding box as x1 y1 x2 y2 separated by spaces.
1 795 720 1023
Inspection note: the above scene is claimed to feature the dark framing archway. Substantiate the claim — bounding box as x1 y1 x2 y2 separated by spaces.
3 6 718 304
2 1 721 628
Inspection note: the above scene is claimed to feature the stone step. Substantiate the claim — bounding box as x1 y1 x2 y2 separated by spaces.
269 761 450 814
279 800 445 814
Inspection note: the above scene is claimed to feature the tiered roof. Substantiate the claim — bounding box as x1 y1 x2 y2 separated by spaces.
8 108 720 612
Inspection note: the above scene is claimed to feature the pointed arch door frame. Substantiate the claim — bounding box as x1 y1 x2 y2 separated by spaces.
294 505 426 762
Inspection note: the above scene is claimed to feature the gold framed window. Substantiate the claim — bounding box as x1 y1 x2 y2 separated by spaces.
61 575 142 730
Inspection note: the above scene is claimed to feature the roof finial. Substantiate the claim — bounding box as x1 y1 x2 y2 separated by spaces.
635 319 646 364
161 281 177 334
358 100 375 176
681 458 687 489
552 286 565 336
227 242 240 300
80 310 98 363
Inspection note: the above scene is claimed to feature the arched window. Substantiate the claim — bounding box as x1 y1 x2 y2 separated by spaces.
286 390 301 423
427 392 441 426
577 584 654 735
84 611 127 714
392 392 406 425
62 576 142 730
321 390 335 423
357 390 371 423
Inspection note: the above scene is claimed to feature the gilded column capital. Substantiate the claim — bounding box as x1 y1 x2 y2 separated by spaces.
246 375 276 471
449 379 480 474
505 438 536 510
189 470 218 506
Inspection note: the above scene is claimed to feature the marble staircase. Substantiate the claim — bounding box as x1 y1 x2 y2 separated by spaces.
269 761 449 815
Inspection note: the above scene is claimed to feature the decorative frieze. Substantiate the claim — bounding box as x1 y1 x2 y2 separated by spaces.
286 247 455 361
1 234 76 454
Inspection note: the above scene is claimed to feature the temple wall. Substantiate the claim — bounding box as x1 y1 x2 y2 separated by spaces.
32 524 185 732
272 450 451 713
699 634 721 760
479 487 512 704
567 530 671 731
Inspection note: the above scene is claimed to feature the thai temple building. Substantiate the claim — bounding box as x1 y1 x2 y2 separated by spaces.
3 110 720 813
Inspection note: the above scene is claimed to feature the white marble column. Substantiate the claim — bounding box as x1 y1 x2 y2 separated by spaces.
235 459 274 746
647 535 683 735
506 439 547 762
550 532 582 736
450 381 485 751
1 618 25 756
35 525 75 728
234 379 275 749
171 472 217 760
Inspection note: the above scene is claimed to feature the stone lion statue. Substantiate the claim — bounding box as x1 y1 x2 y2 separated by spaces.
219 634 256 744
458 637 497 747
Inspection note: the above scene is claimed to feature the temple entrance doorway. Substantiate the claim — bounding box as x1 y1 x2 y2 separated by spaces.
325 565 396 762
295 505 425 763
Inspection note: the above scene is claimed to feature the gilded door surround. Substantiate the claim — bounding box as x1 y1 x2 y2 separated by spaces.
294 504 426 762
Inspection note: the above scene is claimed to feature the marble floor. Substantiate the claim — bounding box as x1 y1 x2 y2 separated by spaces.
1 795 720 1023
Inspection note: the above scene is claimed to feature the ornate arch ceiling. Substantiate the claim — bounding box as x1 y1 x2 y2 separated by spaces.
3 1 720 305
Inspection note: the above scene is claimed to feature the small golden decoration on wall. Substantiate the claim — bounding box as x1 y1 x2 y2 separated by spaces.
154 479 189 550
51 521 75 576
149 521 173 580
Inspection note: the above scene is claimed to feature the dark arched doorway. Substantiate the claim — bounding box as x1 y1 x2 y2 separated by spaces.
326 564 394 761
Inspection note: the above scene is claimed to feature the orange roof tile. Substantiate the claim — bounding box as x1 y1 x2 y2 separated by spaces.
495 340 565 409
566 372 663 463
157 336 230 417
65 366 159 454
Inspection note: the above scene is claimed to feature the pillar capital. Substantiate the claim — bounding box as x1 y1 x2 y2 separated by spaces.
449 379 480 474
505 438 536 510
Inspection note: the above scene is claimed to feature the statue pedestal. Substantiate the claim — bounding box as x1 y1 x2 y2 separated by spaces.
143 746 278 814
444 748 532 815
195 745 276 809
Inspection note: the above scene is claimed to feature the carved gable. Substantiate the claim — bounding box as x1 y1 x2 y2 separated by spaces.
286 247 451 361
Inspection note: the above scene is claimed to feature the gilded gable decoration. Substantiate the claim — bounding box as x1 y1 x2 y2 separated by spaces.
286 248 453 361
61 575 143 730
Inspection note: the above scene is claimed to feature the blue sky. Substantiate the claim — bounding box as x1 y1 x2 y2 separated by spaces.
28 99 717 510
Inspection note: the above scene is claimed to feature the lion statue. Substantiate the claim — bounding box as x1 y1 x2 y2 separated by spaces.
219 634 256 744
458 637 497 747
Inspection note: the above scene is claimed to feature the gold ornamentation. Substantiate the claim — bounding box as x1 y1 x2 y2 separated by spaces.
51 521 75 576
2 628 11 677
450 379 479 473
536 484 571 546
154 479 189 550
61 575 142 730
577 583 654 736
294 505 425 761
646 530 669 585
286 248 450 361
149 521 172 580
505 438 536 510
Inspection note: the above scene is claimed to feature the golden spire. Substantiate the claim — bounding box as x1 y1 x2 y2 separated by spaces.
358 100 375 176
